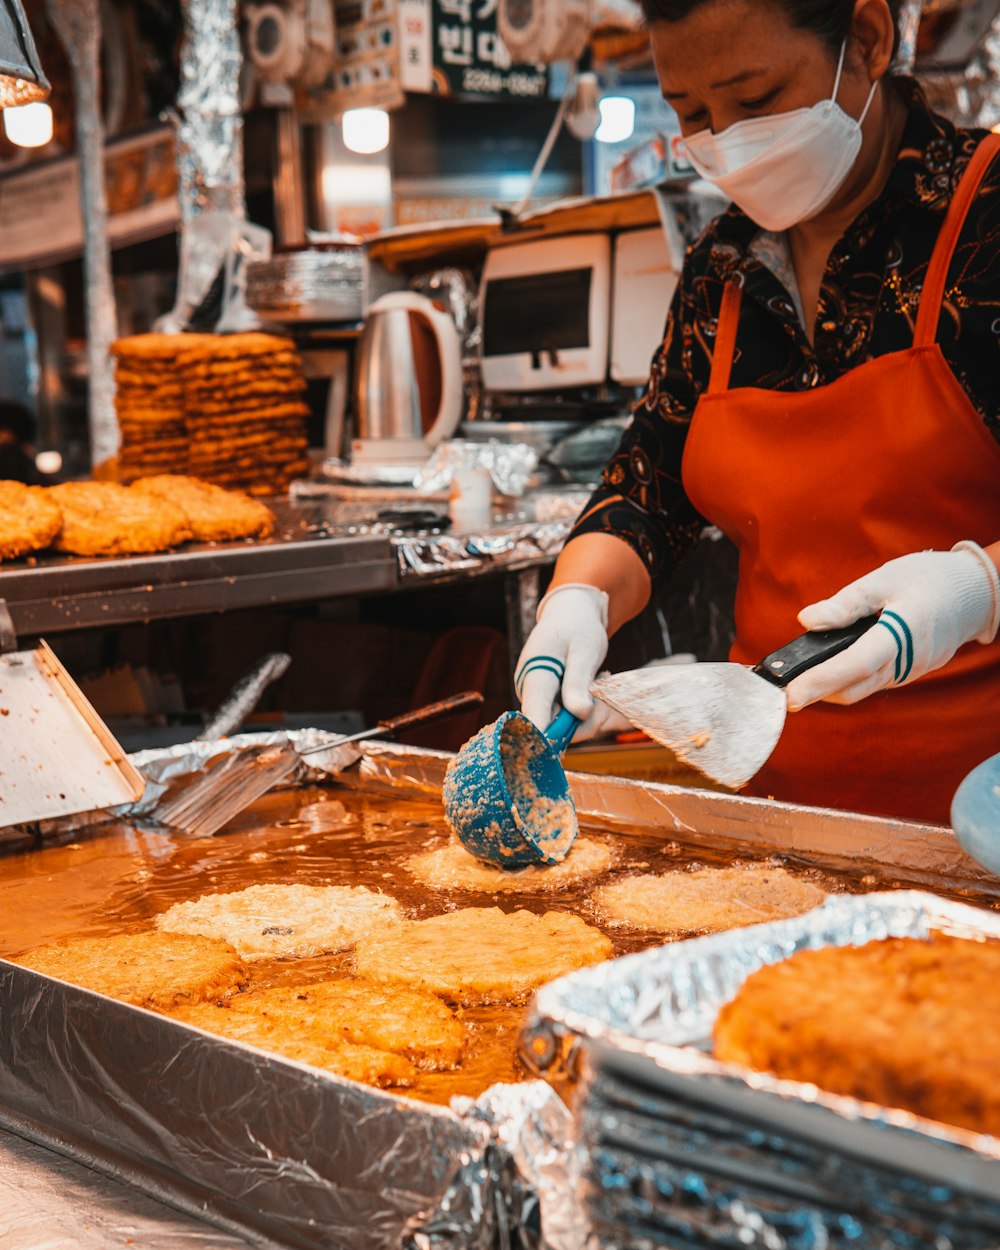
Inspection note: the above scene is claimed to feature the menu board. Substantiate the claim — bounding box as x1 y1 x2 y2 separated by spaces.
400 0 548 98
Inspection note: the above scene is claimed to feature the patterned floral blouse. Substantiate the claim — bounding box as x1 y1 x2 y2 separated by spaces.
569 80 1000 583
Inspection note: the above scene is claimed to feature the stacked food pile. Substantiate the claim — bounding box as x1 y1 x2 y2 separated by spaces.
0 474 274 561
182 333 310 495
111 331 310 495
111 333 213 482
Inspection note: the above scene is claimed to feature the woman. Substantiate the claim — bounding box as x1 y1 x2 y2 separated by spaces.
516 0 1000 824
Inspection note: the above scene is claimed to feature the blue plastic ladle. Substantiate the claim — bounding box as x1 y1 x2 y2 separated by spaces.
443 706 580 869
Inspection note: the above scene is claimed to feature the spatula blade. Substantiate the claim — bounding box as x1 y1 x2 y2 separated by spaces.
591 664 787 790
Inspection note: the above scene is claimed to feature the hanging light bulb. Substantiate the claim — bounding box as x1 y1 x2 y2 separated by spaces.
565 71 601 141
595 95 635 145
342 108 390 155
4 98 52 147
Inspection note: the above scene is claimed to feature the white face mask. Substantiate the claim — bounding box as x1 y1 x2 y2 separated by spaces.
682 41 878 232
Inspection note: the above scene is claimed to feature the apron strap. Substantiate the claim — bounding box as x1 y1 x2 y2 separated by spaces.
708 280 743 394
914 132 1000 348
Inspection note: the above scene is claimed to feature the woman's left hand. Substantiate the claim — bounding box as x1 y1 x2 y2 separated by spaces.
785 542 1000 711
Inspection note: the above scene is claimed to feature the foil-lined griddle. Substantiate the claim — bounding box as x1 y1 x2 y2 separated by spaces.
1 739 998 1250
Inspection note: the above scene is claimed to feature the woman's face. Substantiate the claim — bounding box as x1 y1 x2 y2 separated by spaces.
650 0 876 138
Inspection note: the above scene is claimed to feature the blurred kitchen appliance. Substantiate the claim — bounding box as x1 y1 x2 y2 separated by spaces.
498 0 593 63
244 0 335 106
352 290 464 466
479 232 612 393
610 226 680 386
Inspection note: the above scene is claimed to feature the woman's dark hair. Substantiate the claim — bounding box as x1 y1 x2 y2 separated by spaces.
639 0 902 59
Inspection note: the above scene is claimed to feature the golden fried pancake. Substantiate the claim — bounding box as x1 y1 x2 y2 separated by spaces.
714 934 1000 1138
133 475 274 542
354 907 613 1005
156 883 405 960
178 331 297 361
169 1001 416 1087
48 481 191 556
112 331 216 360
213 978 464 1070
407 837 612 894
592 864 826 935
0 481 61 560
13 930 247 1009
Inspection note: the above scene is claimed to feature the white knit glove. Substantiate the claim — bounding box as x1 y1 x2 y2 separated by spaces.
785 542 1000 711
516 583 609 732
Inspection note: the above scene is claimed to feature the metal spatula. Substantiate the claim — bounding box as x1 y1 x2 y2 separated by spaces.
154 691 484 836
592 616 879 790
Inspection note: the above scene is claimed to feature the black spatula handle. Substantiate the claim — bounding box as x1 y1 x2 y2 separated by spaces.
753 614 882 689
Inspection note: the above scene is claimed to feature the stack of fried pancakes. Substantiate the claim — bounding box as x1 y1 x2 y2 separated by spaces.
182 333 310 495
111 332 311 494
111 333 212 483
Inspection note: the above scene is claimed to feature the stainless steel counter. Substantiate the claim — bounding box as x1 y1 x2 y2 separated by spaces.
0 496 574 640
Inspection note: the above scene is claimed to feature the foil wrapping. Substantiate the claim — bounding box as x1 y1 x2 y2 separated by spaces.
177 0 245 221
393 520 570 579
126 729 363 815
45 0 119 469
526 891 1000 1250
414 440 540 497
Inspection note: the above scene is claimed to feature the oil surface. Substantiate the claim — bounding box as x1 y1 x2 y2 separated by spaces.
0 784 984 1106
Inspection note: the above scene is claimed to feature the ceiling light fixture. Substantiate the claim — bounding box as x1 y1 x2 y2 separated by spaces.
342 108 390 155
4 98 52 146
595 94 635 144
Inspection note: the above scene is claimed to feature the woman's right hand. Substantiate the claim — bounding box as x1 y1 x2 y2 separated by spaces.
515 583 609 733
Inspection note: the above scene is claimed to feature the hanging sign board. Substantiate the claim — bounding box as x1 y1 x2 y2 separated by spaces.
400 0 548 98
0 126 178 271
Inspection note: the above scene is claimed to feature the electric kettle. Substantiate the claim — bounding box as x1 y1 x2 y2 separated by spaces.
352 290 464 466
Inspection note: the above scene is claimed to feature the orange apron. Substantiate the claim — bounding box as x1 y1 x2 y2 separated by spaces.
682 133 1000 825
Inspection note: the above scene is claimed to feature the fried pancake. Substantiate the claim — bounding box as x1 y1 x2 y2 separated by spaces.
48 481 192 556
713 934 1000 1138
156 883 405 960
133 475 275 542
13 930 247 1009
178 331 297 361
0 481 61 560
112 331 216 360
592 864 826 935
407 836 613 894
207 977 464 1070
168 1000 416 1087
354 907 613 1005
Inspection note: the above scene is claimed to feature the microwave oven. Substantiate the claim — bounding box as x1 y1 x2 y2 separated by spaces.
479 232 612 393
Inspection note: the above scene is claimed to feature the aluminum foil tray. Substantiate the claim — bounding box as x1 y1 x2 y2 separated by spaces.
525 891 1000 1250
